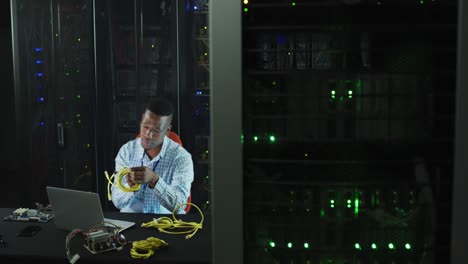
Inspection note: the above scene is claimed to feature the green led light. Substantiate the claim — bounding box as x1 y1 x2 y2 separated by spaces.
371 243 377 250
388 243 395 249
348 95 353 99
348 90 353 95
269 135 276 142
77 38 81 42
272 81 277 85
287 242 292 248
347 199 351 204
151 44 155 48
330 199 335 204
355 243 361 250
253 136 258 142
269 241 275 248
244 7 248 12
291 2 296 6
304 242 309 249
331 90 336 95
405 243 411 250
354 198 359 215
347 204 351 208
420 0 424 4
76 95 80 99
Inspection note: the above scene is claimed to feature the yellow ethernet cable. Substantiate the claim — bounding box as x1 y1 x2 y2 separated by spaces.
105 167 140 201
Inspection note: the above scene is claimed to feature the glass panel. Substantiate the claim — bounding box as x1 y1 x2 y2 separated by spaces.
242 1 456 263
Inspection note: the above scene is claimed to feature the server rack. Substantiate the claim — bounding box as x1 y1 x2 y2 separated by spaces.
11 0 97 205
242 1 456 263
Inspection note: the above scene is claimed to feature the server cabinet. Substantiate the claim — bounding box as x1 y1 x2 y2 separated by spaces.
242 1 456 263
12 0 97 205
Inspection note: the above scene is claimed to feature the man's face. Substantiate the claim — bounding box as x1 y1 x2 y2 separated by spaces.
140 110 171 150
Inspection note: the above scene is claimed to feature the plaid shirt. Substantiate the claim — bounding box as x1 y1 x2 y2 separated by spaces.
111 136 194 214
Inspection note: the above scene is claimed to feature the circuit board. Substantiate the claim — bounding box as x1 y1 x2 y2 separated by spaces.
3 207 54 223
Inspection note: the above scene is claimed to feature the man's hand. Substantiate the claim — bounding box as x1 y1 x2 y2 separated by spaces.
127 166 159 188
126 172 137 187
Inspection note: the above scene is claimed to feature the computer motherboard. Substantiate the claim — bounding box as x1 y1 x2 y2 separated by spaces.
3 204 54 223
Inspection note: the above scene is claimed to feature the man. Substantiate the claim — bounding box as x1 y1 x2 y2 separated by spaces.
366 156 436 264
409 156 436 264
111 97 194 214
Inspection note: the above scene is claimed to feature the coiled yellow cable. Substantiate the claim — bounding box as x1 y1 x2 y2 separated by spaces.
130 237 168 259
105 167 141 201
141 203 204 239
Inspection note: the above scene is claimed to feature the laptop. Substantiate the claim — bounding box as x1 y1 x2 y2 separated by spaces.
46 186 135 232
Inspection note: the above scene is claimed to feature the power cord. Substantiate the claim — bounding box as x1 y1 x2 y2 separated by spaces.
141 203 204 239
65 229 84 264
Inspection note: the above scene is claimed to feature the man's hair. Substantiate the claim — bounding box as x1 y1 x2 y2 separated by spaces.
144 97 174 117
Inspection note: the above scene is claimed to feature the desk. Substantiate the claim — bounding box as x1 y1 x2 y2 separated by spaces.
0 208 211 264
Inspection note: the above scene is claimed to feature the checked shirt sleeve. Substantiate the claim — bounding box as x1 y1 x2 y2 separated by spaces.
152 152 194 214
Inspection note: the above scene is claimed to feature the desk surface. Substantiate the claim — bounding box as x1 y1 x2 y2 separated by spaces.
0 208 211 264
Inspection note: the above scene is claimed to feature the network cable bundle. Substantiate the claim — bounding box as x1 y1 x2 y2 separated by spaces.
105 167 204 238
64 168 205 263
